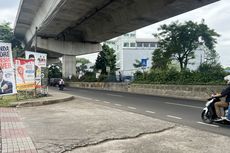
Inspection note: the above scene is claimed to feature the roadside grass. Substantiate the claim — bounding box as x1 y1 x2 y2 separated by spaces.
0 91 37 107
0 95 17 107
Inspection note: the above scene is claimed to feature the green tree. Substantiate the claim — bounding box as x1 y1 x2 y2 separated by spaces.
94 44 117 74
0 22 13 42
76 58 91 73
48 65 62 78
151 48 171 70
0 22 23 56
225 67 230 71
154 20 220 71
76 58 90 65
133 59 142 68
198 62 224 73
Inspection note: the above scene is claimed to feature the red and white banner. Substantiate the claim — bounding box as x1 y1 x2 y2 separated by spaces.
14 58 35 91
0 43 17 95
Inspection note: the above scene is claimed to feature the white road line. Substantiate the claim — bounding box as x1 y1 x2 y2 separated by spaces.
107 94 123 97
115 104 122 106
197 122 219 127
103 101 111 104
145 111 155 114
75 96 93 100
166 115 182 120
128 107 136 110
95 99 100 102
165 102 203 109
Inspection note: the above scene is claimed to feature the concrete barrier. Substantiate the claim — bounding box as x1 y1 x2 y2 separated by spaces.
66 82 225 101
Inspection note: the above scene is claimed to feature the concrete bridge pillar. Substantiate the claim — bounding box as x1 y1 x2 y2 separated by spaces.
62 55 76 78
47 58 61 66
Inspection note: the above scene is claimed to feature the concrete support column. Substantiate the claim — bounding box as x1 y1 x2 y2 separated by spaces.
62 55 76 78
47 58 61 66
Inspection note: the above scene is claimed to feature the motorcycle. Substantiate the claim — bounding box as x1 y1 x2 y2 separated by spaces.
58 79 65 91
201 96 229 124
59 84 64 90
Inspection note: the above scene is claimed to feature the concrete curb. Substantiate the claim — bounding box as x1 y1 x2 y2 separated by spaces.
10 95 75 107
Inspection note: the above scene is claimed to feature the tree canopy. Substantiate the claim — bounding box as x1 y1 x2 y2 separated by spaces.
153 20 220 71
133 59 142 68
76 58 91 73
48 65 62 78
76 58 90 65
0 22 23 53
94 44 117 74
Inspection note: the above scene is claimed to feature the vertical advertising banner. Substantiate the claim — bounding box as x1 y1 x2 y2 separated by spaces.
0 43 17 95
14 59 35 91
25 51 47 88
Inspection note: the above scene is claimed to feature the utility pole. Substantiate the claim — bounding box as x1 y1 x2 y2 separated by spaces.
35 27 38 52
34 26 38 97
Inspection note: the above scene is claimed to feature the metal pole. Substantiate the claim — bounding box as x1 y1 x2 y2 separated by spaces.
34 27 38 96
35 27 37 52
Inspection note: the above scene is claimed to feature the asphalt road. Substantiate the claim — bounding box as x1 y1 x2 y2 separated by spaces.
55 86 230 136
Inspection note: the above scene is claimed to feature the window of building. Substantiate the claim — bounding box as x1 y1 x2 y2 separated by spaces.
124 34 129 37
130 43 136 47
123 42 129 47
150 42 156 47
143 42 149 47
137 42 142 47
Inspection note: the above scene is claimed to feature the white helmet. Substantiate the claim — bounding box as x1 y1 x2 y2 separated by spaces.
224 75 230 84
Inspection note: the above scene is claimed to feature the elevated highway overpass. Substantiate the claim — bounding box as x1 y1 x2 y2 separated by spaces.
14 0 218 77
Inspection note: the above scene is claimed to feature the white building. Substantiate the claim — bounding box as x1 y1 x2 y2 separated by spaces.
187 45 207 70
105 31 158 77
105 31 207 78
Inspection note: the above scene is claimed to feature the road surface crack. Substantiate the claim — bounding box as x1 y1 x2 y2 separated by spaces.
61 126 176 153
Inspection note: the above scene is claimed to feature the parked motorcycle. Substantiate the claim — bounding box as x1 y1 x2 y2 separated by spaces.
201 96 229 124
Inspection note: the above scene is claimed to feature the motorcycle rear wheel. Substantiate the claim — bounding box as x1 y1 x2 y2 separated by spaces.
201 110 213 124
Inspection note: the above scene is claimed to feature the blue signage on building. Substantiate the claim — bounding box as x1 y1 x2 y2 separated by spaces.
141 59 147 67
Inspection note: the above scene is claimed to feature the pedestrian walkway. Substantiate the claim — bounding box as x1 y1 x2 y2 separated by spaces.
0 108 37 153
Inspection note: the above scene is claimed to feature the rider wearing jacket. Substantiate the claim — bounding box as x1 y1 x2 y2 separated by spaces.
213 75 230 121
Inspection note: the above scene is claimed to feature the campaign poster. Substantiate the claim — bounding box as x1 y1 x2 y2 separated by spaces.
25 51 47 67
14 58 35 91
0 43 17 95
25 51 47 88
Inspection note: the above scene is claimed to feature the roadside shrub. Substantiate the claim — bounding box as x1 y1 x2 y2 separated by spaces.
133 68 228 85
80 72 97 82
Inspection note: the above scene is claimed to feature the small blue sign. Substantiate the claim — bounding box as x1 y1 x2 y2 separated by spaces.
141 59 147 67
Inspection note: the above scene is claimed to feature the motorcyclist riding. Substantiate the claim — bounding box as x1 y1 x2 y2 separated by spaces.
212 75 230 121
58 78 65 90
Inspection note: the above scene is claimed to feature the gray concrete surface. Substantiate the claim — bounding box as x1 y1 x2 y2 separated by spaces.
17 95 230 153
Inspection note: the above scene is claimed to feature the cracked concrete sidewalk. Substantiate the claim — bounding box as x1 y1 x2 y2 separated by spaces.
17 96 230 153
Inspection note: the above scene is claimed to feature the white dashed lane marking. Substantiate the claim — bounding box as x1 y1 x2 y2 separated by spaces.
75 96 93 100
115 104 122 106
166 115 182 120
103 101 111 104
165 102 203 109
145 111 155 114
197 122 219 127
128 107 136 110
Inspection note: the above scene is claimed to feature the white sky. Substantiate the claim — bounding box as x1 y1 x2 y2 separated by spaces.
1 0 229 67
